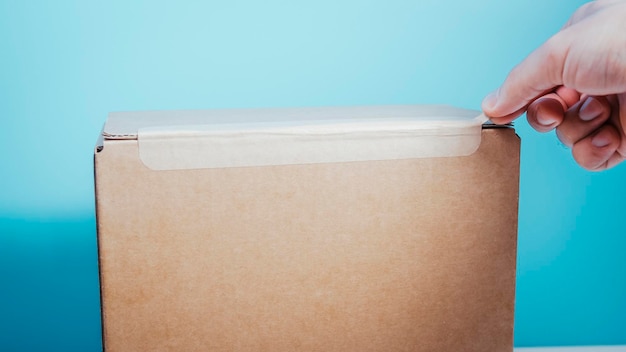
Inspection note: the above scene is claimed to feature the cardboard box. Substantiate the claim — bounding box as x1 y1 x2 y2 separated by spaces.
94 105 520 351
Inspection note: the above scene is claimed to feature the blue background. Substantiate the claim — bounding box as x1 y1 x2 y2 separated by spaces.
1 0 625 350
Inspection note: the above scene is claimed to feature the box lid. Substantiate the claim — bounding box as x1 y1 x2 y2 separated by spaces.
101 105 490 170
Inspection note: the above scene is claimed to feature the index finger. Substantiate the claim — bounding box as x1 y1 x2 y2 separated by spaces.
482 30 573 123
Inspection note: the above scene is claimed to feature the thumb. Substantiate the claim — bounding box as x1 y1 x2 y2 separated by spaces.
482 30 573 123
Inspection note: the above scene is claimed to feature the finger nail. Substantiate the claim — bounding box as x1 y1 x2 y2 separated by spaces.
536 114 555 126
592 131 611 148
482 89 499 111
579 97 602 121
535 105 556 126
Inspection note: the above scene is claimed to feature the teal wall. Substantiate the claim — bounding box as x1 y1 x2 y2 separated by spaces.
1 1 624 350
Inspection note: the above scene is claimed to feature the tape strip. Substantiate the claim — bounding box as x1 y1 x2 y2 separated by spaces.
136 113 488 170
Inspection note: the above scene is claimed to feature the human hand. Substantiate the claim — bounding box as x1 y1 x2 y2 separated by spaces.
482 0 626 171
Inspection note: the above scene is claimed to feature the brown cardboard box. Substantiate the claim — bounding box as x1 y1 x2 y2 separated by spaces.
94 105 519 352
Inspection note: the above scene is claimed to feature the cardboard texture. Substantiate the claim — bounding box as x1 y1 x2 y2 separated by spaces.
94 106 520 352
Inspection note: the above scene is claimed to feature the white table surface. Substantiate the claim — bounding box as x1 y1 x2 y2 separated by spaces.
515 346 626 352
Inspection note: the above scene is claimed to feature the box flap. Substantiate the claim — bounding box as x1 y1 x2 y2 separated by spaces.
102 105 489 170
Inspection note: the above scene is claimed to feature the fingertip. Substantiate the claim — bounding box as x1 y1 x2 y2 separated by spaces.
487 116 512 125
579 96 610 122
527 96 565 133
482 88 498 105
483 109 523 125
481 89 526 125
481 90 500 117
590 127 616 148
572 125 621 171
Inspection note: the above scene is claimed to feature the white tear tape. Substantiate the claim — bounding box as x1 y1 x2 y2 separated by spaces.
135 112 487 171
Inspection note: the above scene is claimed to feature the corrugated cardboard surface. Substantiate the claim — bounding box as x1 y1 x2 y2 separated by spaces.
95 127 520 352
